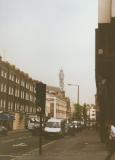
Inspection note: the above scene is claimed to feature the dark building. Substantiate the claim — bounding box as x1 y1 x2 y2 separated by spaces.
95 1 115 142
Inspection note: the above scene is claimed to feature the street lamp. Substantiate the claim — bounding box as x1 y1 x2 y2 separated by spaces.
68 83 80 104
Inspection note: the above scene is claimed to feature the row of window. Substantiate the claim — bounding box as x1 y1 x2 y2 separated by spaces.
1 70 36 92
0 84 36 102
56 109 66 114
0 99 36 113
56 105 66 111
1 70 7 78
1 83 7 92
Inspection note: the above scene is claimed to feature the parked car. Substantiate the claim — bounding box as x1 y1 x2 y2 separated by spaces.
28 118 45 136
72 121 78 130
64 123 71 135
69 122 75 135
0 126 8 136
72 121 82 131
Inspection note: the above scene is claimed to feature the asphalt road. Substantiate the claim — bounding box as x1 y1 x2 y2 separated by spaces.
0 129 78 160
0 130 50 160
0 129 110 160
13 128 110 160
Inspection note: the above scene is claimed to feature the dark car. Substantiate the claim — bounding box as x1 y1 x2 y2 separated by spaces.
31 123 45 136
0 126 8 136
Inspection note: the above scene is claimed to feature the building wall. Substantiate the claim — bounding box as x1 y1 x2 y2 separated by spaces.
112 0 115 17
86 105 96 121
46 87 71 119
0 57 37 130
13 112 25 130
98 0 111 23
98 0 115 23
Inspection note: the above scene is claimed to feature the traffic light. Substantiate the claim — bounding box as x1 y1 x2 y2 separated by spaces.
36 82 46 115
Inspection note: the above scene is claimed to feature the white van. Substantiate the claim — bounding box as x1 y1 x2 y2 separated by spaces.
44 118 65 137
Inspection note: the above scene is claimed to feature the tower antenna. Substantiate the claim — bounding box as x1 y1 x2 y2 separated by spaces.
59 68 64 91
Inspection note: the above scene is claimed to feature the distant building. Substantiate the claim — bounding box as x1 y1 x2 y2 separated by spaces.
46 85 71 119
89 105 96 121
86 104 96 127
70 103 75 118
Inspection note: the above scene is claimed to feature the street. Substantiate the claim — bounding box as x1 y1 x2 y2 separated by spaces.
0 130 50 160
39 129 107 160
8 128 115 160
1 128 115 160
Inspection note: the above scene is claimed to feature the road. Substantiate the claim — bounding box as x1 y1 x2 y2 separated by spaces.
39 129 106 160
0 129 112 160
0 130 50 160
0 128 79 160
14 128 113 160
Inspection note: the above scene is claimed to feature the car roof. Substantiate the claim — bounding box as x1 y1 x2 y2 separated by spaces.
47 118 64 122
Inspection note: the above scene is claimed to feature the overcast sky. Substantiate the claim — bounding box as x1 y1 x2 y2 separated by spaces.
0 0 98 105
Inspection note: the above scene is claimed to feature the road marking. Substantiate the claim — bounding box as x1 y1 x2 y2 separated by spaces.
10 156 20 160
1 135 32 143
12 143 28 147
0 155 20 160
10 158 20 160
0 155 23 160
84 142 88 145
42 140 57 148
0 155 15 157
1 140 57 160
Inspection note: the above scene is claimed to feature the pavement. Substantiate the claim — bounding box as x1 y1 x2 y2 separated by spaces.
12 128 115 160
8 129 28 134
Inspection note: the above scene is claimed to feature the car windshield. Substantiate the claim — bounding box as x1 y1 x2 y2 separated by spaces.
73 123 77 125
30 119 39 124
46 122 60 128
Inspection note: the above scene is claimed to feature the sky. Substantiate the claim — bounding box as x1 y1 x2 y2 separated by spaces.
0 0 98 105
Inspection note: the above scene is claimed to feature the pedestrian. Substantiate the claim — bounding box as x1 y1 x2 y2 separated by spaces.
105 121 115 160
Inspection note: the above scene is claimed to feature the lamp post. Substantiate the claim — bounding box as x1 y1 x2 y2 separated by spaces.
68 83 80 105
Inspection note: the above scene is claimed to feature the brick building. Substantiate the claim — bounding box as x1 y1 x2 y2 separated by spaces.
0 57 36 130
0 57 71 130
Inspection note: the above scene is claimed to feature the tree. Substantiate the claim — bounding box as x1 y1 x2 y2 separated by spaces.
73 103 83 121
83 103 87 127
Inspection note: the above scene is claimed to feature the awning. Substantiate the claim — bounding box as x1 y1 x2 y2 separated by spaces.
0 113 15 121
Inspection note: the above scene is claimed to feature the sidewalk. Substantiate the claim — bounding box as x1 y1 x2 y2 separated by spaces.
13 129 115 160
8 129 28 134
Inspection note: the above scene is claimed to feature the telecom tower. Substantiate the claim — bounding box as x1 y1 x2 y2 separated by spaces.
59 69 64 91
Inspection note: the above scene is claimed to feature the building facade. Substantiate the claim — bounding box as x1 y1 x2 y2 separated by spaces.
46 86 71 119
0 57 36 130
86 104 96 127
96 0 115 141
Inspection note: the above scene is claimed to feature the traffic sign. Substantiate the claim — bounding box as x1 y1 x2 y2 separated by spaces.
36 107 42 113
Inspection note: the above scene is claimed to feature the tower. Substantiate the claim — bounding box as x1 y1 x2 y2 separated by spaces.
59 69 64 91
